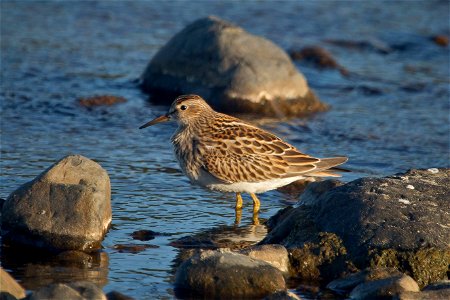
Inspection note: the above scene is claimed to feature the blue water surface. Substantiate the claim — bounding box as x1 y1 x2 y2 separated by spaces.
1 1 449 299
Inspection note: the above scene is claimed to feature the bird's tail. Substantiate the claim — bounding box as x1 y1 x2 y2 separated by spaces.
308 157 349 177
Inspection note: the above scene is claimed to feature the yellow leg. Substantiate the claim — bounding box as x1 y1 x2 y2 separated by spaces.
235 192 243 210
252 210 260 225
250 193 260 213
234 208 242 225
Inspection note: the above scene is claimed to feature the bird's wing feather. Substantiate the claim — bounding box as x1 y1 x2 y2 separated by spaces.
197 116 321 183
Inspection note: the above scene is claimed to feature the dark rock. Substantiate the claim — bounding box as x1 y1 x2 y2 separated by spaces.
1 155 111 252
141 16 327 117
113 244 158 253
350 274 419 299
261 169 450 287
174 250 286 299
27 281 106 300
276 178 317 199
78 95 126 107
289 46 349 76
240 244 290 273
130 230 169 241
0 267 26 300
327 267 404 294
396 290 450 300
423 280 450 291
106 291 135 300
396 281 450 300
324 38 394 54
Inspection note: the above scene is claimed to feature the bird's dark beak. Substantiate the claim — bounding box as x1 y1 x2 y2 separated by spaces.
139 114 170 129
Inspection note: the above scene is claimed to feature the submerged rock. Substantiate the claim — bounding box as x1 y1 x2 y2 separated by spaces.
141 16 326 117
174 250 286 299
0 267 26 300
78 95 126 107
2 155 111 252
261 169 450 287
289 46 349 76
327 267 403 294
27 281 106 300
106 291 135 300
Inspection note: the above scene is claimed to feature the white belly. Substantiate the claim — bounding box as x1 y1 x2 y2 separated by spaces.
192 168 306 193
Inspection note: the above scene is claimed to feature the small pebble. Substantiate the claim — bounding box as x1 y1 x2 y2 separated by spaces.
398 199 411 205
406 185 415 190
427 168 439 174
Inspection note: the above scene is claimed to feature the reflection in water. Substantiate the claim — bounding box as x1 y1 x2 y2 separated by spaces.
170 222 268 278
1 245 109 290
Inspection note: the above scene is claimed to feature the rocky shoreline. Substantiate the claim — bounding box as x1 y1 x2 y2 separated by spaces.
1 155 448 299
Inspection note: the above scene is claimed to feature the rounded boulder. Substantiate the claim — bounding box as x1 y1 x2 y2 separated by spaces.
141 16 326 117
1 155 111 252
174 250 286 299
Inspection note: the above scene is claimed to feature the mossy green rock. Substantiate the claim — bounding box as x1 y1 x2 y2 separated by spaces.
262 169 450 287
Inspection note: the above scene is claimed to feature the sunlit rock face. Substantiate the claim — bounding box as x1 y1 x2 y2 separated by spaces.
141 16 327 117
174 250 286 299
1 155 112 252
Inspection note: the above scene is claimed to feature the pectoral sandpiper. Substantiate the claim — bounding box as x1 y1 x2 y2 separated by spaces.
140 95 347 224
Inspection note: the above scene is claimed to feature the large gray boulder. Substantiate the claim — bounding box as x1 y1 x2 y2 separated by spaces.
262 169 450 287
174 250 286 299
2 155 111 252
141 16 326 117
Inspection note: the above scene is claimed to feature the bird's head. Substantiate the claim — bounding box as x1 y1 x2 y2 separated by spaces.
139 95 213 129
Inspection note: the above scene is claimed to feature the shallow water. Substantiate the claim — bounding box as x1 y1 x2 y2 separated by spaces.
1 1 449 299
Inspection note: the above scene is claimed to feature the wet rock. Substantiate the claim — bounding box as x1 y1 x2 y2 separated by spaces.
262 169 450 287
1 155 111 252
240 244 290 273
27 281 106 300
423 280 450 291
78 95 126 107
174 250 286 299
0 267 26 300
112 244 158 253
327 267 404 294
264 290 302 300
289 46 349 76
349 274 419 299
141 16 326 117
396 281 450 300
106 291 135 300
325 38 393 54
397 289 450 300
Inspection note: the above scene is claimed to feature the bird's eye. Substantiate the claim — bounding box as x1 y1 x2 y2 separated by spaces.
180 105 187 111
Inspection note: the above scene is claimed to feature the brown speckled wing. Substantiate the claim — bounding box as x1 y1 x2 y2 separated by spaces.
197 115 320 183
